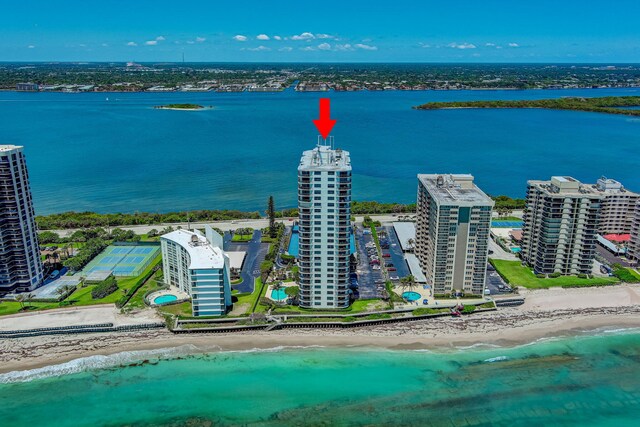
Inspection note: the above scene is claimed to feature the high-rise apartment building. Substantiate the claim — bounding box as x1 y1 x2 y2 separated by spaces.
415 174 493 296
161 225 232 316
297 141 351 309
592 176 639 235
521 176 602 275
0 145 44 295
628 201 640 263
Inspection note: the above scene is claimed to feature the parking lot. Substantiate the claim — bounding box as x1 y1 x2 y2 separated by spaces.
485 263 513 295
383 226 411 280
353 225 385 299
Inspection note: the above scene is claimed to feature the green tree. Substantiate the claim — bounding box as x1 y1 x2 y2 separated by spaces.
267 196 276 238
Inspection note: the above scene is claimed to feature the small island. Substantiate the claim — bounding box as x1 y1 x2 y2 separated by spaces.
153 104 212 111
414 96 640 116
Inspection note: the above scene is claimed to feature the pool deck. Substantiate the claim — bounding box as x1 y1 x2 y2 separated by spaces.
147 287 190 306
266 281 296 302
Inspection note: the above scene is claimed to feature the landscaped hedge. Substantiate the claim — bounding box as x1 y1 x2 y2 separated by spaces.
91 276 118 299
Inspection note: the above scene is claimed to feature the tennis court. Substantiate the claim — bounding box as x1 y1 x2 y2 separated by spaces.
81 245 160 277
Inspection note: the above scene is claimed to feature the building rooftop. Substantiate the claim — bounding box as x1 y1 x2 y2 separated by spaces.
528 176 603 197
0 145 23 153
418 174 493 206
299 143 351 171
161 228 225 270
593 176 638 196
392 222 416 252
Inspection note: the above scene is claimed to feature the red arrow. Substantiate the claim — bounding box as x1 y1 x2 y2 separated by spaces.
312 98 336 139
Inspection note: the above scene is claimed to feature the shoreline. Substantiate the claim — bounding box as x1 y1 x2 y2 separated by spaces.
2 305 639 376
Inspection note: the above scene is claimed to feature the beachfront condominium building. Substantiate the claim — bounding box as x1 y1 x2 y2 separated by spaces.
160 225 232 316
297 140 351 309
415 174 493 296
592 176 639 235
628 201 640 263
0 145 44 295
521 176 603 275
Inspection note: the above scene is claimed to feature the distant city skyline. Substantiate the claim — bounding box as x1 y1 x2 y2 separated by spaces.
2 1 640 63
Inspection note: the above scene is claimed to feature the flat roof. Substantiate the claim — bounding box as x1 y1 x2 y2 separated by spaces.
226 251 246 270
299 144 351 171
418 174 493 206
392 222 416 252
528 176 602 198
161 229 225 270
405 253 428 284
0 145 23 153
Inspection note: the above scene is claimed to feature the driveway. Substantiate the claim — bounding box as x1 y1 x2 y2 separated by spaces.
225 230 269 293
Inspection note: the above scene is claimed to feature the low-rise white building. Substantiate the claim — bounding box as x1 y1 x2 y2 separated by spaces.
160 226 232 316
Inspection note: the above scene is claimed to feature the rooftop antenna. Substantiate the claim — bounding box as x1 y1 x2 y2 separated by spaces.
182 52 185 64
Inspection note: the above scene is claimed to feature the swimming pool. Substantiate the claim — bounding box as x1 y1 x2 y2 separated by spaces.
402 291 421 302
271 288 287 301
153 294 178 305
510 247 522 253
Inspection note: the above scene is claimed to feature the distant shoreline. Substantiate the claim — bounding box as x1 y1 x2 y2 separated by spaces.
153 104 212 111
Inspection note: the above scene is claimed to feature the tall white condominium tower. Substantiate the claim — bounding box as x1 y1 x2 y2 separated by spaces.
161 225 232 316
521 176 603 275
628 201 640 262
0 145 44 295
592 176 639 235
298 141 351 309
415 174 493 296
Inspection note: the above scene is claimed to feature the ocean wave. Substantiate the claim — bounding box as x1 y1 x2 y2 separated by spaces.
223 345 327 354
0 345 201 384
454 342 503 350
483 356 509 363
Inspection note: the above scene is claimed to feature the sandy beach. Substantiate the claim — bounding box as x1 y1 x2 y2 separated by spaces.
2 284 640 375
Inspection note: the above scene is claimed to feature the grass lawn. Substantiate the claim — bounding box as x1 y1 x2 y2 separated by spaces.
0 301 59 316
491 260 619 289
158 301 193 317
231 234 253 242
493 216 522 222
124 270 164 310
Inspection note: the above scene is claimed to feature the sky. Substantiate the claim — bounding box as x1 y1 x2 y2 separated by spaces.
1 0 639 63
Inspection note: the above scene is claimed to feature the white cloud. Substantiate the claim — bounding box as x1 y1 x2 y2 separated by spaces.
101 43 109 47
300 46 316 51
186 40 195 44
291 32 315 40
244 45 270 51
126 41 137 46
354 43 378 51
418 42 431 48
195 37 206 43
508 42 519 47
335 44 353 51
316 33 334 39
278 46 293 51
485 43 495 47
447 42 476 49
27 45 35 49
273 36 282 40
233 35 248 41
256 34 270 40
156 36 165 41
145 40 158 45
79 43 87 47
318 43 331 50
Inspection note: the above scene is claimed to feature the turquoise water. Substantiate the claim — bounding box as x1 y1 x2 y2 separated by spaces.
402 291 421 301
511 247 522 253
1 88 639 214
1 331 640 426
270 288 287 301
153 294 178 305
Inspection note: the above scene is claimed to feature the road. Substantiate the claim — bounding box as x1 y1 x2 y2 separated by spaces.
48 215 404 238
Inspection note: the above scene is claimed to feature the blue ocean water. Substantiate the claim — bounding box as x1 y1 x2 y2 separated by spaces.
1 88 639 215
1 331 640 426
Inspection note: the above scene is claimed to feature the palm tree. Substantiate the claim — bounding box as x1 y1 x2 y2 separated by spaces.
406 238 416 252
55 284 76 303
15 293 26 310
399 275 417 293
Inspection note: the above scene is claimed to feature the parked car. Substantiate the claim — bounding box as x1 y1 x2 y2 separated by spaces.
388 267 397 271
385 263 394 268
390 275 400 281
382 253 391 258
